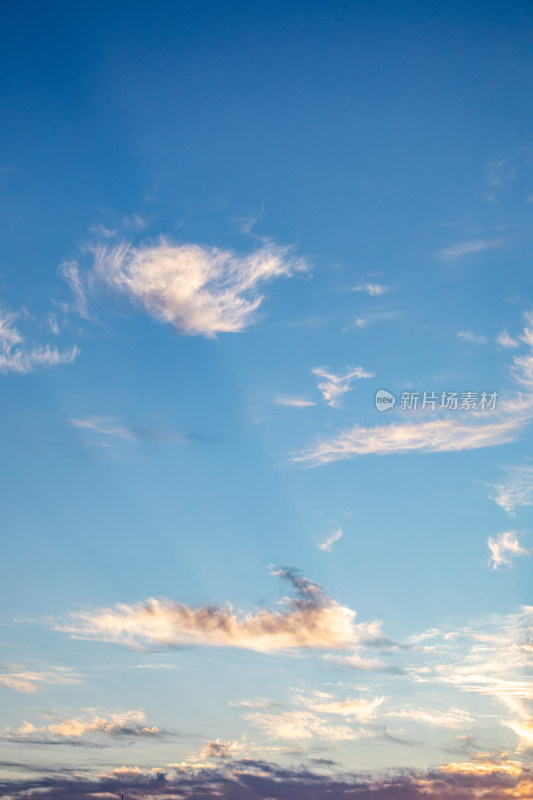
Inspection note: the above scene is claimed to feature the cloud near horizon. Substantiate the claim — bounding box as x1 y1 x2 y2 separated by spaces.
68 237 308 337
0 754 530 800
55 568 383 655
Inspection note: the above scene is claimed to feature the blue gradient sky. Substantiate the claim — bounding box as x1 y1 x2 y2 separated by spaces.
1 2 533 798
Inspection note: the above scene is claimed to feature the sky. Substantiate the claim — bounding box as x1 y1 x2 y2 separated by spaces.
1 1 533 798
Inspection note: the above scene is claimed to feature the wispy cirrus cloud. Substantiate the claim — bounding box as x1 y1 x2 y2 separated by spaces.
243 709 369 741
0 310 79 375
487 531 530 570
294 311 533 465
55 568 383 655
385 706 473 729
0 665 81 693
407 606 533 752
293 415 524 465
317 525 343 553
312 366 374 408
275 395 316 408
489 465 533 514
353 283 390 296
69 417 136 442
297 691 384 723
437 238 502 260
68 416 218 448
66 237 308 337
457 331 487 344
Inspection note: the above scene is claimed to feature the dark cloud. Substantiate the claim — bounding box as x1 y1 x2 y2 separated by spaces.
0 759 529 800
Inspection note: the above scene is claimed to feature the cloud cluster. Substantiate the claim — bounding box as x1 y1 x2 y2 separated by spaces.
55 569 382 655
0 756 530 800
0 310 79 374
74 238 308 337
294 311 533 464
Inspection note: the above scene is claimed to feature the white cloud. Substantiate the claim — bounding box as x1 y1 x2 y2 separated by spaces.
490 465 533 514
244 709 366 741
69 417 136 442
353 283 389 296
47 709 159 738
437 239 502 260
275 395 316 408
497 329 520 348
312 366 374 408
4 709 161 741
457 331 487 344
487 531 530 570
85 238 308 337
318 526 343 553
56 568 383 655
0 309 79 375
301 693 384 722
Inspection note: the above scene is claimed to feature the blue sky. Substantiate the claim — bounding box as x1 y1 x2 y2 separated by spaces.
1 2 533 798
